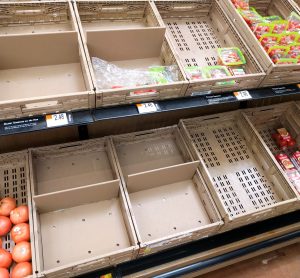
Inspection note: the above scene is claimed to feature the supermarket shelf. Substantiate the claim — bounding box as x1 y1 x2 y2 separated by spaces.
78 210 300 278
0 84 299 137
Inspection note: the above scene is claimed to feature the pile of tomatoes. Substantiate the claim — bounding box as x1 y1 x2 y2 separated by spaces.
0 197 32 278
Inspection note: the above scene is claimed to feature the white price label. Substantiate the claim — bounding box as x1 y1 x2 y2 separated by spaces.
46 113 68 128
234 90 252 100
136 102 158 114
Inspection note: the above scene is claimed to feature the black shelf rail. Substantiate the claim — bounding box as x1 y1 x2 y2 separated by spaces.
0 84 299 137
79 210 300 278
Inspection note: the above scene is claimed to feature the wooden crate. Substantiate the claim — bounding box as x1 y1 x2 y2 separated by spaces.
152 0 265 96
290 0 300 13
0 151 36 277
110 126 223 256
243 102 300 201
220 0 300 87
179 111 299 231
73 0 188 106
28 139 138 278
0 0 94 120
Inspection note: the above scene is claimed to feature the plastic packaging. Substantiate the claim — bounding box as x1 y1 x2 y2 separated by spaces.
252 22 274 39
217 47 246 66
238 8 263 27
185 66 206 80
287 12 300 32
275 58 298 64
92 57 180 89
205 66 232 79
260 33 279 50
267 45 289 63
278 32 299 46
231 0 249 10
272 20 288 34
264 15 282 23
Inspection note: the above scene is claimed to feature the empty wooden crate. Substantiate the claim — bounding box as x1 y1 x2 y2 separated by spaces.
110 126 223 256
0 0 94 120
29 139 138 277
73 0 188 106
179 111 299 231
0 151 35 277
243 102 300 200
220 0 300 87
152 0 265 96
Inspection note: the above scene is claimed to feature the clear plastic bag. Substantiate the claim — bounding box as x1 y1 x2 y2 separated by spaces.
92 57 180 90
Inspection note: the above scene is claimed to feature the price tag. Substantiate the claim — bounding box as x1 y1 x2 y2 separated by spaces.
136 102 158 114
234 90 252 100
46 113 68 128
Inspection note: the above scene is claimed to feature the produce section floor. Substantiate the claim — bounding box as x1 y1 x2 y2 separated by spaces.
200 243 300 278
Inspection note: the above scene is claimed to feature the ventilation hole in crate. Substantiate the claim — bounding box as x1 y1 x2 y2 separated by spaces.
189 132 219 168
173 227 177 230
198 220 202 223
212 126 250 163
213 175 245 216
52 225 56 229
258 127 279 154
162 197 166 202
148 234 151 237
57 260 60 264
236 167 278 210
82 218 86 222
185 192 189 195
108 212 112 216
88 250 92 254
71 162 75 166
138 203 142 207
116 243 120 247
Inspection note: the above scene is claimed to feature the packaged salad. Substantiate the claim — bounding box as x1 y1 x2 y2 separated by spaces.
205 66 232 79
267 45 289 63
217 47 246 66
288 43 300 58
260 33 280 51
252 22 274 39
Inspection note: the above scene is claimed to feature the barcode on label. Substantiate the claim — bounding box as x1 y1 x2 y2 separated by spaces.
234 90 252 100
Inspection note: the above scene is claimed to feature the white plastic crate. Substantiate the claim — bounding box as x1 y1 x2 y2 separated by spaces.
73 0 189 106
0 151 36 277
220 0 300 87
110 126 223 256
0 0 94 120
179 111 299 231
28 139 138 278
243 102 300 201
152 0 265 96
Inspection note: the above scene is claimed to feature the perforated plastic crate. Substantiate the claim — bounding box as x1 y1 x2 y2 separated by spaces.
73 0 188 106
29 138 138 277
220 0 300 87
0 151 35 277
179 111 299 230
0 0 94 120
152 0 265 96
110 126 223 256
243 102 300 200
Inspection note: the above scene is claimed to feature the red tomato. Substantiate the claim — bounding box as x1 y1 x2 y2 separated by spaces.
0 249 12 268
11 223 30 244
0 268 9 278
0 216 12 236
12 262 32 278
0 198 16 217
10 206 29 225
12 242 31 263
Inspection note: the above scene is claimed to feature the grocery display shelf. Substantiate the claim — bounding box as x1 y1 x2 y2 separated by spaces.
78 209 300 278
0 83 299 137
